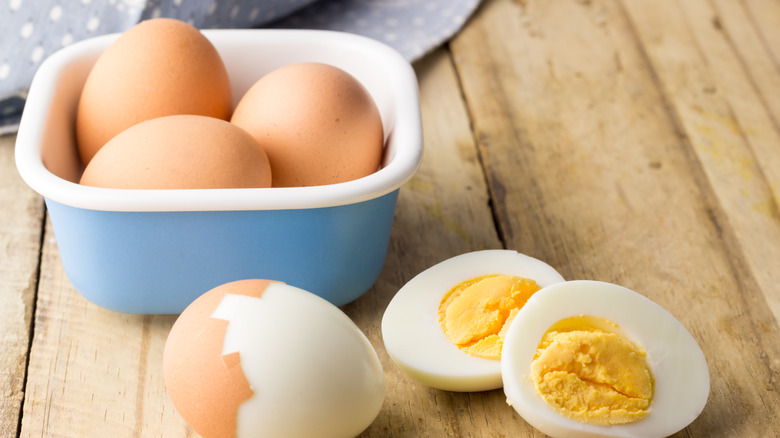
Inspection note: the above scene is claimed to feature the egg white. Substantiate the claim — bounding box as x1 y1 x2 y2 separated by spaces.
211 283 385 438
381 250 565 392
501 280 710 438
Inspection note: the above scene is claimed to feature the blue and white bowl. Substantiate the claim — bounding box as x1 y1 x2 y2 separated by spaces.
15 29 422 314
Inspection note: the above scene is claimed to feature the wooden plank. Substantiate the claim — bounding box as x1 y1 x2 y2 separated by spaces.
0 133 44 437
742 0 780 71
618 4 780 433
714 0 780 125
450 0 779 435
20 217 191 437
350 47 510 437
623 0 780 318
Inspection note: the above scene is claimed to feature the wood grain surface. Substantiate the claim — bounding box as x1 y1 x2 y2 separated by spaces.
1 0 778 437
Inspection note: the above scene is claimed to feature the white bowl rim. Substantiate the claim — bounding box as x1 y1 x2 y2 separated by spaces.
15 29 423 212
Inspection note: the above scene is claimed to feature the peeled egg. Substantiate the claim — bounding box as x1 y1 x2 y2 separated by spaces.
76 18 233 165
381 250 565 392
163 279 385 438
79 115 271 189
230 62 384 187
501 280 709 438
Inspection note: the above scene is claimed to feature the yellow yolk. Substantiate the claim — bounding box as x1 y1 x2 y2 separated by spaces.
439 274 541 360
531 316 654 425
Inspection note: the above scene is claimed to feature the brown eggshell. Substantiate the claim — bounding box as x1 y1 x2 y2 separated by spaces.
230 62 384 187
163 279 277 438
76 18 233 165
79 115 272 189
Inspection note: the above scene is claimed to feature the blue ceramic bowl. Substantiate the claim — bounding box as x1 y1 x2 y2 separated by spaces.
15 29 422 314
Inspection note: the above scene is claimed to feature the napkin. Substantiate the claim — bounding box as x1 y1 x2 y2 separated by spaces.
0 0 481 135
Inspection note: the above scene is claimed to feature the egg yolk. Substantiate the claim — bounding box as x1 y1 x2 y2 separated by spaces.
531 316 654 425
439 274 541 360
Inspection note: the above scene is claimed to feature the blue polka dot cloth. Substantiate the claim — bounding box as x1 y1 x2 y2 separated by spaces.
0 0 481 134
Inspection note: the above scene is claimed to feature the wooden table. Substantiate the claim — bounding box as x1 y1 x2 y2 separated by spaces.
2 0 779 436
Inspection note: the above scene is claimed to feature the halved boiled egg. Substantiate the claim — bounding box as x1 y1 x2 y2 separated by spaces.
381 250 565 392
501 280 709 438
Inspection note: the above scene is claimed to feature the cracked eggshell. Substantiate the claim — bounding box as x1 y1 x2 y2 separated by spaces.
163 279 385 438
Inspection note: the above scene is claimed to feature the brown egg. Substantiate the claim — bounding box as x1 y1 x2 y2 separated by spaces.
231 62 384 187
79 115 271 189
163 279 272 438
76 18 233 165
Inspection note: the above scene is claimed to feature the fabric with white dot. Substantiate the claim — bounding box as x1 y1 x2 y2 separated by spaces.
0 0 481 134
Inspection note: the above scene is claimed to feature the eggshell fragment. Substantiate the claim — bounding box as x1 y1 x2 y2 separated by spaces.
231 62 384 187
76 18 233 165
79 115 271 189
163 279 385 438
163 279 263 438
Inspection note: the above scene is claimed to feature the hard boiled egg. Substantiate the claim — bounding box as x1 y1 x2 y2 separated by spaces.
381 250 565 392
163 279 385 438
501 280 709 438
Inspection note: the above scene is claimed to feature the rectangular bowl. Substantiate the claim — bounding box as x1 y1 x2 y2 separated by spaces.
15 29 422 314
